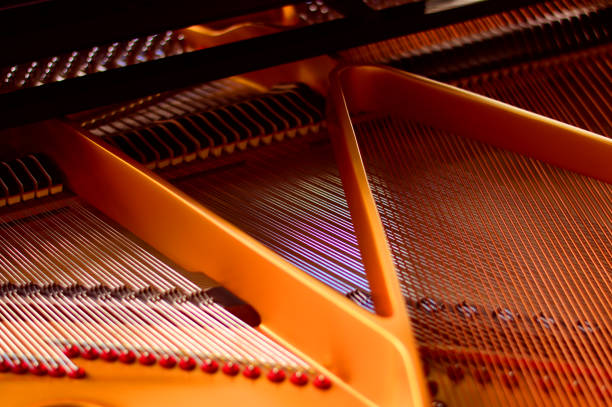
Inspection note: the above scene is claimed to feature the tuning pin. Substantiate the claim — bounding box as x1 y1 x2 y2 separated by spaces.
63 344 81 358
138 352 156 366
68 367 87 379
243 365 261 379
11 361 29 374
30 363 48 376
417 297 441 313
576 320 598 334
119 350 136 364
48 365 66 378
455 301 478 318
81 347 99 360
473 367 492 384
222 362 240 376
201 359 219 374
492 308 515 323
0 359 11 373
159 355 177 369
101 349 119 362
290 371 309 386
534 312 556 329
267 367 286 383
179 356 196 371
313 374 332 390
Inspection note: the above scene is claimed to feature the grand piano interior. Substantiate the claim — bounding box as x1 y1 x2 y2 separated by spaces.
0 1 610 406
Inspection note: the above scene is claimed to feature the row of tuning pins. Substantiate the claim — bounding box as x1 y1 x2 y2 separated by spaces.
421 351 612 405
414 297 604 336
0 283 330 388
0 31 186 92
0 200 327 386
0 287 323 382
0 200 201 296
414 295 610 404
343 293 610 403
345 291 603 336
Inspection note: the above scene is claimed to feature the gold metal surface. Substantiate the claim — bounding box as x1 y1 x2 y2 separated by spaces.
0 115 427 406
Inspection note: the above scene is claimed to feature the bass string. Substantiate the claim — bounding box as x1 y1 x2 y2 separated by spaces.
0 200 309 371
453 119 612 403
0 294 77 372
361 118 537 406
362 118 566 405
60 204 308 368
340 0 599 65
418 120 603 406
67 202 309 368
455 45 611 137
354 115 611 405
